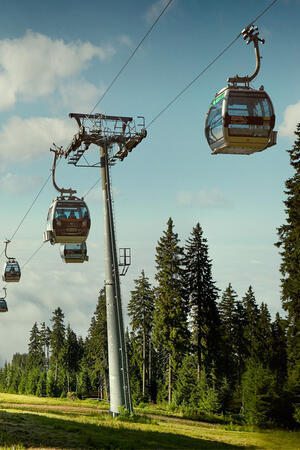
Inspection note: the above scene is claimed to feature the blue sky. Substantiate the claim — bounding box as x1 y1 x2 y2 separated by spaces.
0 0 299 366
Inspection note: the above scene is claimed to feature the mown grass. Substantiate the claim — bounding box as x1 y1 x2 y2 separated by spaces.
0 392 109 409
0 393 299 449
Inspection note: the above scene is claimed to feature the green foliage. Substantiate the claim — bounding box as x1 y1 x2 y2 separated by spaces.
276 123 300 397
27 322 44 369
85 289 108 398
241 359 278 426
173 354 219 414
35 371 46 397
154 218 190 403
293 405 300 424
184 223 220 373
0 214 297 430
50 307 65 373
128 270 155 400
25 367 41 395
218 284 243 382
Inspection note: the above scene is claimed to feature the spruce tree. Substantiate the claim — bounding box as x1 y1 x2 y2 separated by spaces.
218 284 243 383
153 218 189 404
270 313 287 386
60 324 80 393
241 286 260 359
86 289 109 399
27 322 44 369
40 322 51 370
183 223 219 377
275 123 300 399
128 270 155 400
50 307 65 382
256 302 273 367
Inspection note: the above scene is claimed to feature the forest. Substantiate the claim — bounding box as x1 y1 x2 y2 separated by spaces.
0 125 299 430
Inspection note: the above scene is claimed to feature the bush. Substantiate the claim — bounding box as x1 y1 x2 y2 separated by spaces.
67 391 78 401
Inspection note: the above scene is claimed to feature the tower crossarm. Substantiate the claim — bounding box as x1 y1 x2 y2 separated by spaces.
63 112 147 165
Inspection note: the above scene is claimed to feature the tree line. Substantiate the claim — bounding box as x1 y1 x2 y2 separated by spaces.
0 124 299 429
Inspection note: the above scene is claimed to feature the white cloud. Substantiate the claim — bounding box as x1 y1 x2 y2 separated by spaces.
0 173 43 194
176 189 232 208
0 116 77 162
0 30 115 110
144 0 171 24
119 35 133 47
279 100 300 138
59 80 104 111
249 259 263 265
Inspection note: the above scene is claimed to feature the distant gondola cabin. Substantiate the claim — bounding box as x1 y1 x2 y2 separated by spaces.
0 298 8 312
3 260 21 282
60 243 89 263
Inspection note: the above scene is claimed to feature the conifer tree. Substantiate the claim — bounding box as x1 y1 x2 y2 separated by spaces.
270 313 287 385
50 307 65 382
183 223 219 377
275 123 300 398
128 270 155 400
27 322 44 369
241 286 260 359
153 218 189 403
60 324 81 392
86 289 109 399
256 302 273 367
40 322 51 370
218 284 243 382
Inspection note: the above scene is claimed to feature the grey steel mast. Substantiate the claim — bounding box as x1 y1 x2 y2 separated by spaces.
63 113 146 416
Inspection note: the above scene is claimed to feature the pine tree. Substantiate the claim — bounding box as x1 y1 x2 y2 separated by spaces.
183 223 219 378
153 218 190 404
256 302 273 367
27 322 44 369
40 322 51 370
128 270 155 400
270 313 287 386
86 289 109 399
275 123 300 399
218 284 243 383
59 324 81 393
241 286 260 359
50 307 65 382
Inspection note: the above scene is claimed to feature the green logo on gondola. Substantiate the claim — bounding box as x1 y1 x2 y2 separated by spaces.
211 93 225 106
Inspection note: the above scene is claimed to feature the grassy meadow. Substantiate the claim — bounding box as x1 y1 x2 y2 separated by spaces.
0 393 299 449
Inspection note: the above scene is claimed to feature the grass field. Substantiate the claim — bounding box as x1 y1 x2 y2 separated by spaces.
0 393 299 449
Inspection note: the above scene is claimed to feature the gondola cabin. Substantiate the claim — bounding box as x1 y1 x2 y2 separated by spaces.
0 298 8 312
43 196 91 245
60 243 89 263
3 260 21 282
205 86 277 155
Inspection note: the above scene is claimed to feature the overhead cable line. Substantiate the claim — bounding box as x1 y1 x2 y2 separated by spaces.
89 0 174 113
1 1 174 259
83 177 101 199
0 172 52 260
21 242 45 270
3 0 277 271
146 0 278 129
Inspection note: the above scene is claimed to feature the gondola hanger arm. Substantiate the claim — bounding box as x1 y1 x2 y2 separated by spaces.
4 239 11 259
50 147 77 197
227 25 264 85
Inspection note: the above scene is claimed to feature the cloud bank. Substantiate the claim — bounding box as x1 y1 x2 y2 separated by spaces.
0 116 77 162
0 173 43 194
279 100 300 138
176 189 232 209
0 30 114 111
